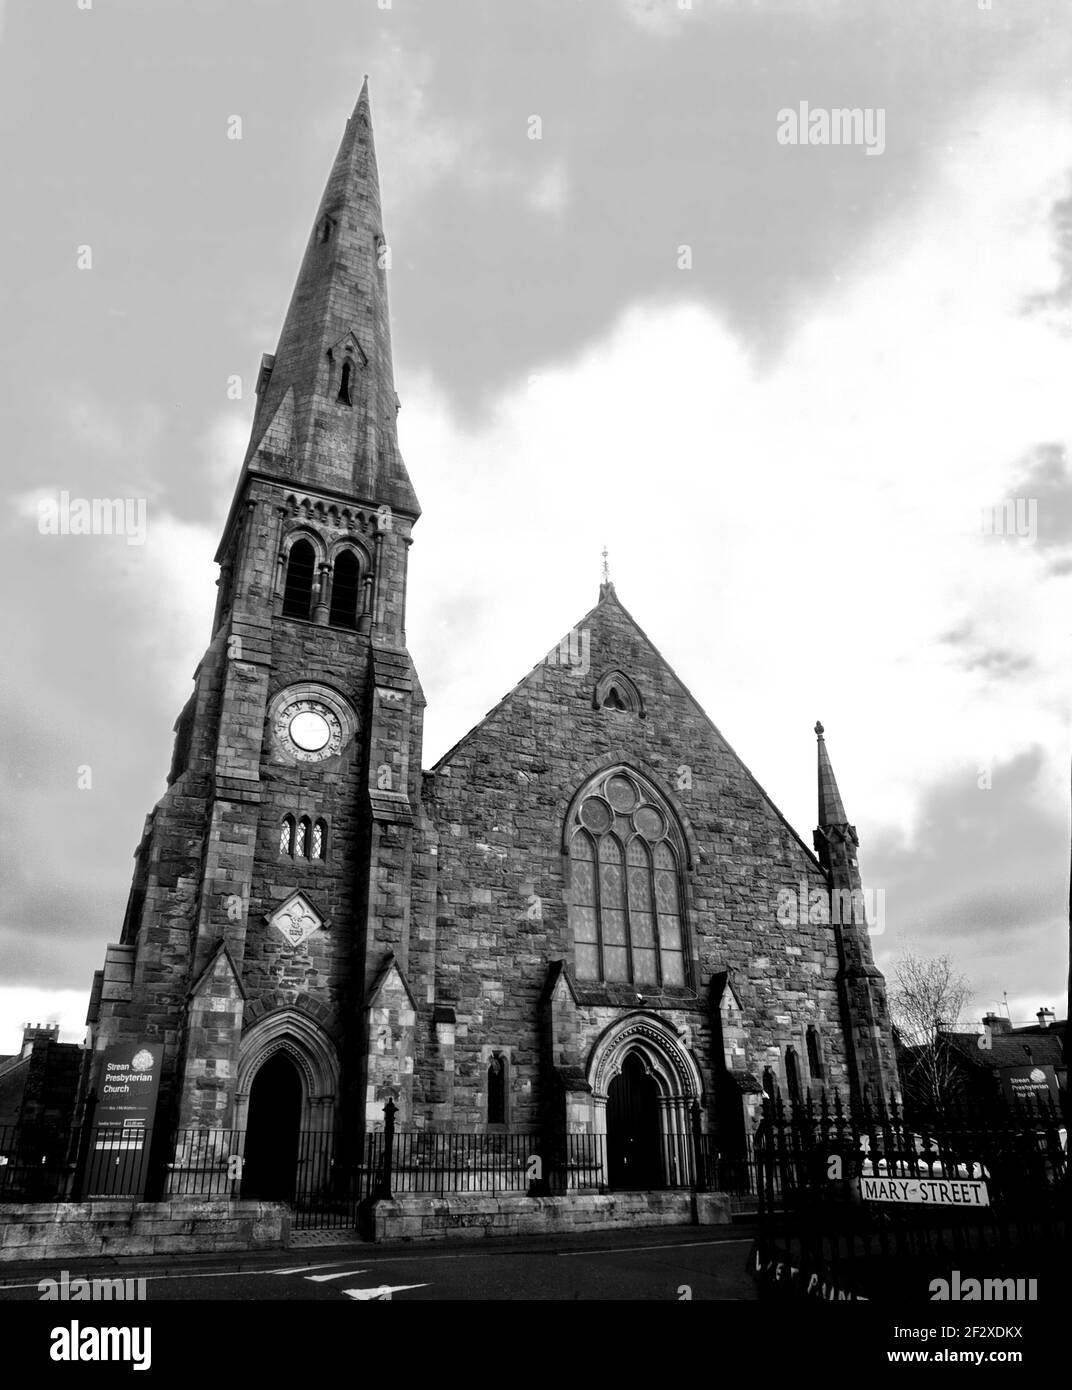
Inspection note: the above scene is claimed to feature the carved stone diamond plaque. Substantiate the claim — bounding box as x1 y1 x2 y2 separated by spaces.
268 892 324 948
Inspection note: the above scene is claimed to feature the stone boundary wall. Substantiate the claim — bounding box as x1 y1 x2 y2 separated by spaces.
371 1191 731 1242
0 1199 290 1262
1 1192 730 1260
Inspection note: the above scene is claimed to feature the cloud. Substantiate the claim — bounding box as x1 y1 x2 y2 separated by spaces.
2 1 1070 1048
408 90 1072 826
1011 442 1072 570
867 747 1067 1023
527 161 570 216
400 86 1071 1018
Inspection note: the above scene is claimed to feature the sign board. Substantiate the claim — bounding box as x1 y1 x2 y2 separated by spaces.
84 1044 163 1197
999 1064 1059 1107
859 1176 989 1207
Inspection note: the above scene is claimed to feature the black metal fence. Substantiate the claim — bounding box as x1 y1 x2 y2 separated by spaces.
752 1091 1068 1301
693 1135 764 1200
1 1104 767 1224
387 1131 610 1194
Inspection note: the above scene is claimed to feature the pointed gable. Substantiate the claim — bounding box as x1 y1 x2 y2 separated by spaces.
366 951 418 1014
429 583 820 875
187 941 246 1003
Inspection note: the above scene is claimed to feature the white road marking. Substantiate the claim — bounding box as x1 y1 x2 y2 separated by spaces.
343 1283 429 1300
556 1237 755 1257
0 1265 343 1293
341 1236 757 1265
306 1269 369 1282
0 1235 754 1294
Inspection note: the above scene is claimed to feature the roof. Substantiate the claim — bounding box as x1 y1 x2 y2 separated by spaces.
940 1029 1065 1071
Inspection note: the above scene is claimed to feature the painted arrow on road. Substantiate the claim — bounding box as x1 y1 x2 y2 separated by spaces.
343 1283 429 1301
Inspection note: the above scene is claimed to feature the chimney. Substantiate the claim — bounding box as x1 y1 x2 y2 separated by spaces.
982 1011 1011 1035
21 1022 59 1054
1036 1008 1056 1029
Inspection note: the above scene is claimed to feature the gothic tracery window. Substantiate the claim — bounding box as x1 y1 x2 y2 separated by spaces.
282 538 316 620
567 769 688 988
329 548 361 628
593 669 643 716
279 812 326 861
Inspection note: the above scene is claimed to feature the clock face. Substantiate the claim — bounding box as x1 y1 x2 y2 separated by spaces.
273 698 344 762
289 710 331 752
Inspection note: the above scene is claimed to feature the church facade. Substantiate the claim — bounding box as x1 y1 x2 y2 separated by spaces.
83 84 899 1200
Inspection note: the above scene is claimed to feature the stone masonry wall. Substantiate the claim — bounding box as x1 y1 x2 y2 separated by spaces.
415 588 852 1131
0 1200 289 1262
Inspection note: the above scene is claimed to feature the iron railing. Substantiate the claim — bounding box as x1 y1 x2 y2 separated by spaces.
752 1090 1068 1301
0 1114 765 1210
384 1131 609 1194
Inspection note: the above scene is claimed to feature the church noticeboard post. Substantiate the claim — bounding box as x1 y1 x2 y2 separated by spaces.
85 1044 163 1197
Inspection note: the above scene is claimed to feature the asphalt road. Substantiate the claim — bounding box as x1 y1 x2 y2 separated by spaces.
0 1225 759 1302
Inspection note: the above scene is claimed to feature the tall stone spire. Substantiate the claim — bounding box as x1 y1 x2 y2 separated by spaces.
242 78 419 517
811 721 901 1109
815 720 850 832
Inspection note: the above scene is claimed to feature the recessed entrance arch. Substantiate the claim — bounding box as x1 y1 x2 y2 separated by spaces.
607 1053 661 1188
235 1007 341 1135
234 1007 341 1205
243 1051 302 1200
589 1013 705 1190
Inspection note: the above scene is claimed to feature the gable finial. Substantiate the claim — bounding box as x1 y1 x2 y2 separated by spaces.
602 545 610 585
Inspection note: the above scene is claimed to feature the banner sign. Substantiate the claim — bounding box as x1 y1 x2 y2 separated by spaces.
860 1176 989 1207
999 1064 1059 1107
84 1044 163 1197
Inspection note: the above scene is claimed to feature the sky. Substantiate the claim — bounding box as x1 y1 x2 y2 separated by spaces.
0 0 1069 1053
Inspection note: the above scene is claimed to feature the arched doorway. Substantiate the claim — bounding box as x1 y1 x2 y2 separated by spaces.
242 1052 302 1200
607 1053 662 1189
588 1012 706 1191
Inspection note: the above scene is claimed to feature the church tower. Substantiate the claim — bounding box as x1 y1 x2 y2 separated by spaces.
813 722 899 1107
85 81 423 1155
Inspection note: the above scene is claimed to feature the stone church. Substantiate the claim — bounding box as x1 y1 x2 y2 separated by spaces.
83 82 899 1203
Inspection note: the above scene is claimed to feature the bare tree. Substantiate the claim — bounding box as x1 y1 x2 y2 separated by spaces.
888 949 973 1116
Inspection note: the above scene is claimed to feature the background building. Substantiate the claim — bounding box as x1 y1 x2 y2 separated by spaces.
0 1024 81 1135
928 1010 1067 1114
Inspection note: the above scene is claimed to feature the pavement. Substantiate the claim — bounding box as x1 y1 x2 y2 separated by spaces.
0 1222 760 1301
